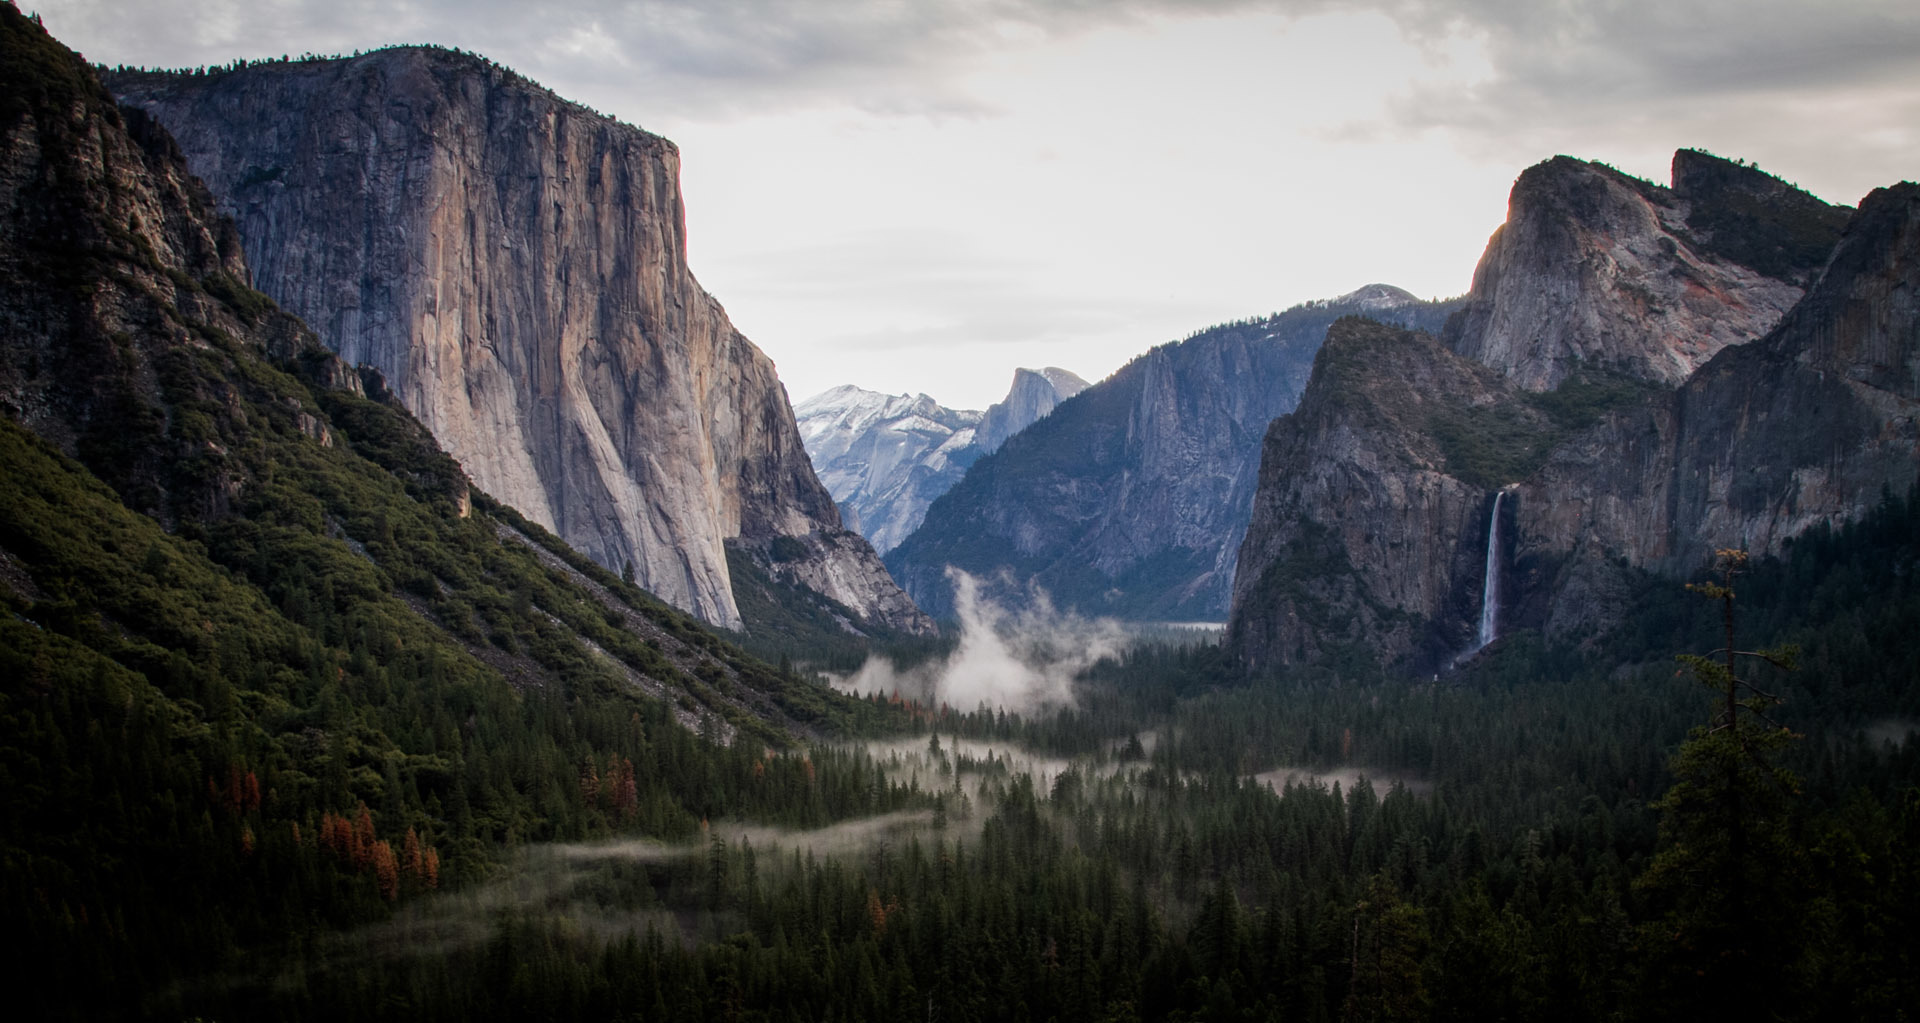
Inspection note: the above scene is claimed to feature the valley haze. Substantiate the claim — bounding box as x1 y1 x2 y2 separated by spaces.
4 3 1919 1020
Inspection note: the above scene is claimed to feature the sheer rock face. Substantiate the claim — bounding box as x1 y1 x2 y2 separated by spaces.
1227 160 1912 674
1513 182 1920 632
886 290 1457 621
108 50 929 634
794 367 1086 556
1443 153 1833 391
1227 320 1520 671
974 367 1088 455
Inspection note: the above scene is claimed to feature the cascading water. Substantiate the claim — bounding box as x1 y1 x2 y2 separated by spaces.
1476 490 1506 649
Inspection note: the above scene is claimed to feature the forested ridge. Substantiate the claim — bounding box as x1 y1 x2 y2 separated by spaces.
3 4 1917 1019
258 489 1914 1022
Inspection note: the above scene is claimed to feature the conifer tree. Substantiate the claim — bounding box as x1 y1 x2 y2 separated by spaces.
1637 550 1806 1018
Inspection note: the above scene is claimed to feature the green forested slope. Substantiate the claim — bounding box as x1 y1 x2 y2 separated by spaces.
0 7 915 1014
4 6 1916 1020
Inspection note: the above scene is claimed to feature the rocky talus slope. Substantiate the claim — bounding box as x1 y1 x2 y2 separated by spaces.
107 50 929 635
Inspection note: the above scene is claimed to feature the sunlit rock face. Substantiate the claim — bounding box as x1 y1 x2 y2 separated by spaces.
1513 180 1920 602
973 367 1089 456
795 368 1087 556
109 50 930 635
1228 154 1916 676
1443 151 1842 391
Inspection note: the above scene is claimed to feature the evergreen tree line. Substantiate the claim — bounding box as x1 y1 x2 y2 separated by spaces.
149 487 1920 1020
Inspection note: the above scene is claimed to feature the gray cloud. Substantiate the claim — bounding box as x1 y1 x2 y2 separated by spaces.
712 227 1215 352
49 0 1918 137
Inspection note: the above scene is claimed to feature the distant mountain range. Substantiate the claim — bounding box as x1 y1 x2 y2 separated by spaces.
884 286 1460 620
795 367 1087 554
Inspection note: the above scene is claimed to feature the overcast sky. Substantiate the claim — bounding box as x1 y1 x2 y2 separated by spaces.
32 0 1920 409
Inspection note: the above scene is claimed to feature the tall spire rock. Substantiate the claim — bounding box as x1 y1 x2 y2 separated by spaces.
108 51 930 634
1443 152 1848 391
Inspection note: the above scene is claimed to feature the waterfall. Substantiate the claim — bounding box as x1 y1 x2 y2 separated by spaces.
1476 491 1505 649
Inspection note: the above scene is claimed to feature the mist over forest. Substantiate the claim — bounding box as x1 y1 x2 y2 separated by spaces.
3 4 1918 1020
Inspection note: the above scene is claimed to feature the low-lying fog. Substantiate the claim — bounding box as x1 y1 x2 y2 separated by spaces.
1254 766 1433 797
827 568 1128 714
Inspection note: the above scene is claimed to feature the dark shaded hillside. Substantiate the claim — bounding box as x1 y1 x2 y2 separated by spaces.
887 289 1458 621
0 8 915 1014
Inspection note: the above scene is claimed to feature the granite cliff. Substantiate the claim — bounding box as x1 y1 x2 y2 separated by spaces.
795 366 1086 555
1510 180 1920 639
1228 153 1909 674
1443 151 1846 390
1226 319 1532 671
974 367 1089 455
106 49 929 635
887 288 1457 620
0 7 855 735
0 16 904 999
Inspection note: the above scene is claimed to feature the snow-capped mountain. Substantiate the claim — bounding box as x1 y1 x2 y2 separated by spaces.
796 368 1088 554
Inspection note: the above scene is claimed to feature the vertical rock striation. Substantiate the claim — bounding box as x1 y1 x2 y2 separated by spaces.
1227 319 1525 672
887 288 1458 621
1511 181 1920 636
107 50 929 634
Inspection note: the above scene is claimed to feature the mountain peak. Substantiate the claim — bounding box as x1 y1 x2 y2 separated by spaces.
1443 149 1837 390
1331 283 1421 310
977 366 1090 455
795 365 1087 554
109 44 929 636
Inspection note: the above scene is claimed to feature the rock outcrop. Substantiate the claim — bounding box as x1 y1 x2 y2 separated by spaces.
1443 152 1846 390
107 49 930 635
0 21 347 522
1228 152 1910 675
974 367 1089 455
794 366 1086 555
1226 319 1534 671
887 288 1457 620
1510 181 1920 638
